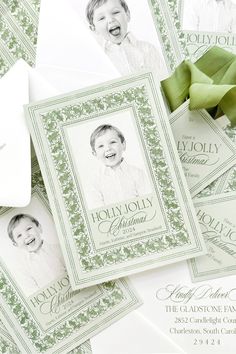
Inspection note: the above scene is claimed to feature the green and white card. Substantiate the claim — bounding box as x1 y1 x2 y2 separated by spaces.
0 159 140 353
0 0 40 78
176 0 236 60
72 0 187 80
195 116 236 198
26 72 206 290
190 192 236 282
169 102 236 197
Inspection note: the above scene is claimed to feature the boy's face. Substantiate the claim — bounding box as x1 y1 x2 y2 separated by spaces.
12 217 43 253
93 129 126 168
93 0 130 44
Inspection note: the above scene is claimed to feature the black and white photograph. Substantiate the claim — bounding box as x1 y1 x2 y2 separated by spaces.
70 0 168 80
65 110 153 209
182 0 236 33
0 195 66 297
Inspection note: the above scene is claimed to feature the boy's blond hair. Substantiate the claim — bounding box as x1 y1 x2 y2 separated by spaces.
86 0 130 27
90 124 125 152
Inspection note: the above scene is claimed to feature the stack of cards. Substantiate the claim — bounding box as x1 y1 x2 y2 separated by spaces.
1 0 236 353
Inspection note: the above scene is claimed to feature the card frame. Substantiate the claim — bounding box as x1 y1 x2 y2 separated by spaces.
0 0 39 77
26 72 206 289
0 159 140 353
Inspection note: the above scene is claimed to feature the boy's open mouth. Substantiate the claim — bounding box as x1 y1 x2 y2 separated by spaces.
105 152 116 160
26 237 36 247
109 25 121 37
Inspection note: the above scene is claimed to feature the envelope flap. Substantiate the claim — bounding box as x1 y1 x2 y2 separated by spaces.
0 60 30 207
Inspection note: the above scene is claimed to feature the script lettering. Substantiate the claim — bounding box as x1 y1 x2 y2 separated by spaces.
98 210 156 236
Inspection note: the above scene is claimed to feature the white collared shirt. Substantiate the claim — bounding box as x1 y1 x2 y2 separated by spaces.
103 32 165 79
12 241 66 297
87 160 152 209
183 0 236 32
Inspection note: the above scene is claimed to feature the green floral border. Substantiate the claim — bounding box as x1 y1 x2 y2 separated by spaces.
195 178 220 199
0 160 126 352
217 124 236 193
0 320 20 354
0 270 122 352
0 0 40 78
0 337 19 354
0 319 91 354
220 167 236 193
69 341 92 354
42 83 190 272
149 0 188 71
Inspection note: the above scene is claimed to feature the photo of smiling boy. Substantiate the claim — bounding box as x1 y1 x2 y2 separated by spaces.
7 214 66 297
88 124 151 208
86 0 164 78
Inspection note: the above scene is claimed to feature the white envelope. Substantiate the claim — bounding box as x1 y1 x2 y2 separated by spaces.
28 65 60 101
36 0 119 81
91 311 184 354
0 60 30 207
130 263 236 354
0 57 60 208
35 65 112 93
